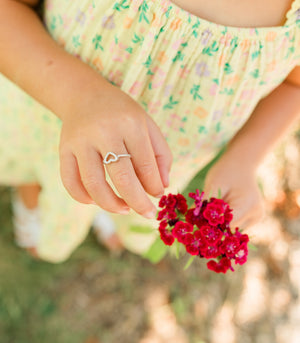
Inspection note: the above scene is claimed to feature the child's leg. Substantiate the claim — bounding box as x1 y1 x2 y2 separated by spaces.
13 183 123 255
16 183 41 209
12 183 41 256
92 211 124 253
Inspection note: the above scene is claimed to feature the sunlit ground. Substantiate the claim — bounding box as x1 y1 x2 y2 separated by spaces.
1 131 300 343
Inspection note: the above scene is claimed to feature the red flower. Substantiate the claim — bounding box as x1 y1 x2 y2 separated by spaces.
234 243 248 265
234 228 250 245
185 208 197 225
159 220 168 230
159 193 188 214
185 208 208 228
186 230 207 256
159 229 175 246
207 257 232 273
181 232 194 245
220 236 240 258
157 208 178 221
203 202 225 226
172 221 193 243
189 190 204 216
202 243 222 259
224 210 233 223
199 225 223 245
159 194 177 209
176 194 188 214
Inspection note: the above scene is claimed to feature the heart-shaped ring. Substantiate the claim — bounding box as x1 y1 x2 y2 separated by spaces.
103 152 131 165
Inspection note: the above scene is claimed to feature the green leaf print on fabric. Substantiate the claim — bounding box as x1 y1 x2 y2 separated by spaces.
221 27 228 35
192 19 201 38
163 96 179 110
143 55 152 69
190 85 203 101
251 69 260 79
230 37 239 53
285 46 296 59
251 42 264 60
198 125 207 133
219 88 234 95
92 35 104 51
113 0 130 11
164 6 172 19
154 26 166 40
72 35 82 48
215 122 222 133
50 16 56 31
132 33 145 45
202 41 219 56
224 63 233 74
139 1 150 24
172 50 185 63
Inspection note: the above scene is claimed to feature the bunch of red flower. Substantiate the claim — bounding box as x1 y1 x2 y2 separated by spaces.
157 190 249 273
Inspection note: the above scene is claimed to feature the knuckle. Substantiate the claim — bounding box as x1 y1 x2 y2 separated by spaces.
82 174 102 190
113 170 132 188
123 112 146 132
61 179 88 204
138 161 155 177
166 148 173 164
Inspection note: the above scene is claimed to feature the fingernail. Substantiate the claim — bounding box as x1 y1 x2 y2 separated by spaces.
119 208 130 215
90 201 97 205
144 209 157 219
164 174 170 188
155 193 164 199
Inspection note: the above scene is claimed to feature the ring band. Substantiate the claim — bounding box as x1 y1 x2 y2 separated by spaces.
103 152 131 165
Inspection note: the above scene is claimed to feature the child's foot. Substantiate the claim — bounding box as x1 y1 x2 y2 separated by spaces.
92 212 124 254
11 189 41 257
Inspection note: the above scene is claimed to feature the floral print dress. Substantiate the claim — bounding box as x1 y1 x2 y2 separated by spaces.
0 0 300 262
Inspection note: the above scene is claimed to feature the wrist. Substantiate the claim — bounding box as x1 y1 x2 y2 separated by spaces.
43 52 114 122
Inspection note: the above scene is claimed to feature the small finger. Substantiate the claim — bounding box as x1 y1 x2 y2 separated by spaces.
146 116 173 188
124 131 165 198
60 150 94 204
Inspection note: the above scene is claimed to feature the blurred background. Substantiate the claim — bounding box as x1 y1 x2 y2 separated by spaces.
1 129 300 343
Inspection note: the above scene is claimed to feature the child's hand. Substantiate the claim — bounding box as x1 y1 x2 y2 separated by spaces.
59 83 172 218
203 154 265 229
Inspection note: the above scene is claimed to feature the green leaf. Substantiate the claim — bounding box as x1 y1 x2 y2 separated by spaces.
143 237 168 264
184 255 196 270
248 243 258 252
218 188 222 198
129 225 154 234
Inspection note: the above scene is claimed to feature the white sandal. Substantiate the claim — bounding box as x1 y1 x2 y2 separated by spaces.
92 211 124 253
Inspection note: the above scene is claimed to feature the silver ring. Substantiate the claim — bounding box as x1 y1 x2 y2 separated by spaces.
103 152 131 165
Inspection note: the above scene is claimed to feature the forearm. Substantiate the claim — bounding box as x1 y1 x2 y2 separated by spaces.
223 81 300 169
0 0 110 120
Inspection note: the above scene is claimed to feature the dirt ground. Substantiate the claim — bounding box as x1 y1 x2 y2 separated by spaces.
1 132 300 343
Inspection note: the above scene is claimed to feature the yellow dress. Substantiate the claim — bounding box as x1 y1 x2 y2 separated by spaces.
0 0 300 262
